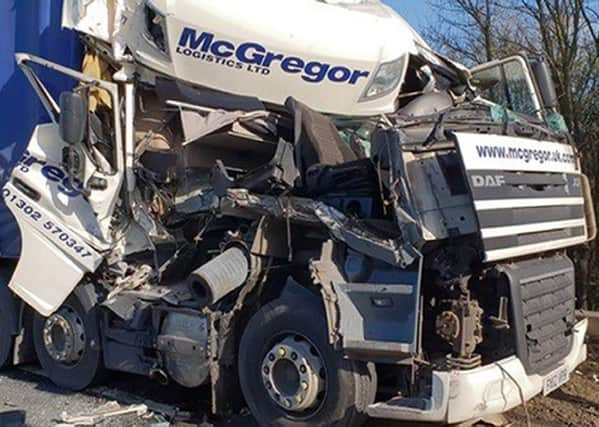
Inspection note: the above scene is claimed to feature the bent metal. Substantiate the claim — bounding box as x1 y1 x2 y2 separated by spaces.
176 27 371 85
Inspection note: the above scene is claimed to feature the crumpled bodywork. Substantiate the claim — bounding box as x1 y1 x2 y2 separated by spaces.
62 0 426 115
7 3 595 423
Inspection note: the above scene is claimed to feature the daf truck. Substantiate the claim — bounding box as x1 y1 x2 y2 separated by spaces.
0 0 595 425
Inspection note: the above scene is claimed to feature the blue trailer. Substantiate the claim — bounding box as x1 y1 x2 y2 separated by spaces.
0 0 82 370
0 0 82 258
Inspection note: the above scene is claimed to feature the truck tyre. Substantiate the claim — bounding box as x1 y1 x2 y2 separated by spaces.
239 298 376 427
32 286 105 390
0 306 13 369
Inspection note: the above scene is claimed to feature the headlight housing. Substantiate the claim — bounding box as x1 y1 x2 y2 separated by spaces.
360 56 407 101
144 3 169 56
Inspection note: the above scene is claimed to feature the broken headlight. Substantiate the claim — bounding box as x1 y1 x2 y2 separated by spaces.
144 3 169 56
360 56 407 101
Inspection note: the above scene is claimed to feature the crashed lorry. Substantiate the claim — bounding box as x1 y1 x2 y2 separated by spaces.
0 0 596 425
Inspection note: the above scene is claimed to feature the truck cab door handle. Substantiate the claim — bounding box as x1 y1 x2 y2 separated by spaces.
12 178 41 201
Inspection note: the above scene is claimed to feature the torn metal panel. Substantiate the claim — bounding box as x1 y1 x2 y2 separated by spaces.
371 129 425 249
403 150 478 240
222 188 418 268
314 203 418 268
62 0 117 42
220 190 322 225
180 109 270 145
310 241 344 346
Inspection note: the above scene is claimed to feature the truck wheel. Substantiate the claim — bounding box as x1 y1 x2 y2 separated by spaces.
239 298 376 427
0 306 13 369
32 286 105 390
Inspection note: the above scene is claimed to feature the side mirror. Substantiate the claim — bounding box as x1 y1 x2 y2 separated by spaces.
528 56 558 111
59 92 87 145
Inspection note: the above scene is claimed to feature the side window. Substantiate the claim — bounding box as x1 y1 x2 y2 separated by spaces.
503 61 537 116
471 57 540 119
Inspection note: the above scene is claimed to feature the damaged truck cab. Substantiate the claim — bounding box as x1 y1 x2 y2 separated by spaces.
0 1 596 426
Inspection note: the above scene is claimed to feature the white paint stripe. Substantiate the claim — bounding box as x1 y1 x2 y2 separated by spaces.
485 236 588 262
475 197 585 211
481 219 587 239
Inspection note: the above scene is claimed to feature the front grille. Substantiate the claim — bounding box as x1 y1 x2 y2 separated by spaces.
453 131 590 263
467 170 588 262
501 255 576 374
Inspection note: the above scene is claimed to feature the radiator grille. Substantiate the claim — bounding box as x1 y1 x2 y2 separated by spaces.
502 255 576 374
467 170 587 262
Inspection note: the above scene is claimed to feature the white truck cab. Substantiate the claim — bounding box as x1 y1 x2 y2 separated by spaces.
0 2 594 427
64 0 442 116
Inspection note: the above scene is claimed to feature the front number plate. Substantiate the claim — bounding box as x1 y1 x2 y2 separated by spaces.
543 365 569 396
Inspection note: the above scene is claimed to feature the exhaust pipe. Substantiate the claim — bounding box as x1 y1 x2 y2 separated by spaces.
188 247 250 305
149 368 169 386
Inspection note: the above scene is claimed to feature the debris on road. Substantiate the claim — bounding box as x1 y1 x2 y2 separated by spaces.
89 386 190 422
57 401 151 426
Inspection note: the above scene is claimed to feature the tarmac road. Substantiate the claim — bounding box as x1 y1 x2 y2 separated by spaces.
0 366 410 427
0 367 211 427
2 355 598 427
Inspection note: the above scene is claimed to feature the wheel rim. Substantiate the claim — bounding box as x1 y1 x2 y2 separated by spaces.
42 306 86 365
261 335 326 413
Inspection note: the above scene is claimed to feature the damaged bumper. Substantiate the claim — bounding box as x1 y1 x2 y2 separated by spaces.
368 319 588 424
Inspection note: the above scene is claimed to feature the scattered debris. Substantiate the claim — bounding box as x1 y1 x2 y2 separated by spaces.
90 386 182 420
57 401 150 426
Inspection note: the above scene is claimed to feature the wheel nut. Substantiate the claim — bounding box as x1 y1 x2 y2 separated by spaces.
278 347 286 357
266 381 272 389
269 353 275 362
291 352 297 360
296 395 303 403
263 366 270 375
300 365 307 373
301 381 308 390
284 399 292 408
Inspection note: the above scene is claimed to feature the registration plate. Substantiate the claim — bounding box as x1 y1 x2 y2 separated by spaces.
543 365 569 396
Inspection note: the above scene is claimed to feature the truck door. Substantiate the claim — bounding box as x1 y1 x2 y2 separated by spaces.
3 54 125 316
470 55 544 120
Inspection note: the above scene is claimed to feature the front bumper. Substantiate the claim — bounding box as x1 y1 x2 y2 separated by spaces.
368 319 588 424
